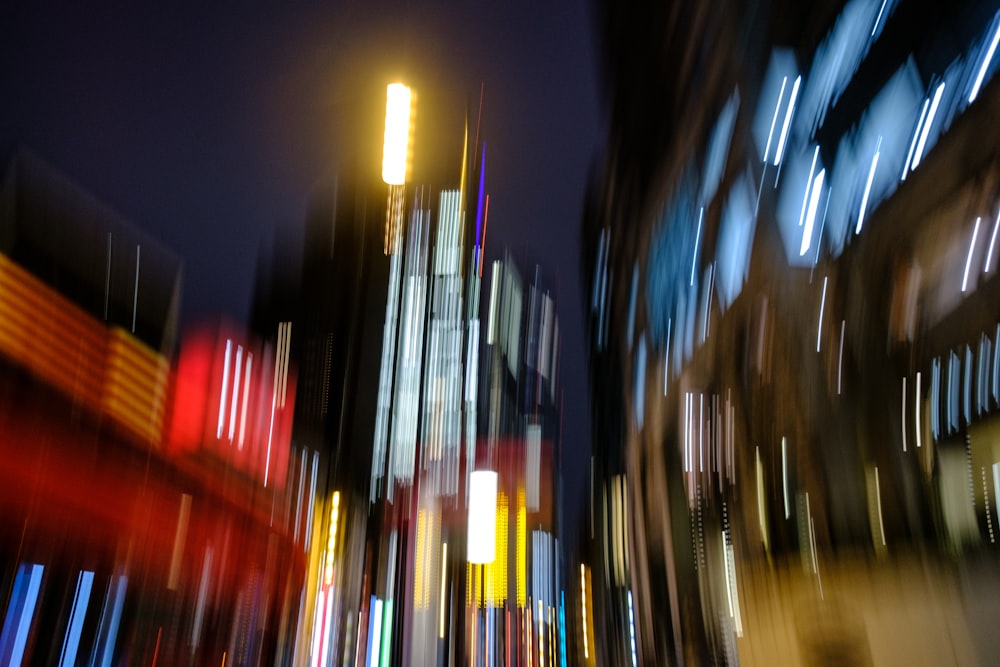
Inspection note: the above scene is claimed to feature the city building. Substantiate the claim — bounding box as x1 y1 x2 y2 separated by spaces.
584 0 1000 664
0 151 304 665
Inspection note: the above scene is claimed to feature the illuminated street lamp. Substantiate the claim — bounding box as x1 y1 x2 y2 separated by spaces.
381 83 412 186
381 82 412 254
467 470 498 564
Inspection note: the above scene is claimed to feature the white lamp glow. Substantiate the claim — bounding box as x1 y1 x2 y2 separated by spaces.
382 83 412 185
467 470 498 564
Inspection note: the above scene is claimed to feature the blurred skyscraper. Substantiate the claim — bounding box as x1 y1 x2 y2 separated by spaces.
584 0 1000 664
261 85 569 666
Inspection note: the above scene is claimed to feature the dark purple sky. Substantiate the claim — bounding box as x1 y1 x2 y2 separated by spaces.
1 0 601 548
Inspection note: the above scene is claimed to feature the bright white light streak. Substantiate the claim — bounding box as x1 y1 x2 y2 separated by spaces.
763 77 788 163
774 76 801 167
872 0 889 36
468 470 499 563
969 19 1000 103
722 532 734 618
993 463 1000 531
915 371 923 448
985 209 1000 273
963 217 982 292
691 207 704 287
837 320 845 394
684 393 691 473
902 376 908 452
874 466 886 546
217 339 232 439
801 169 825 256
382 84 412 185
911 81 946 171
902 98 930 180
799 147 821 230
728 541 744 637
856 142 881 234
782 436 790 519
816 276 828 352
229 345 242 442
627 591 637 667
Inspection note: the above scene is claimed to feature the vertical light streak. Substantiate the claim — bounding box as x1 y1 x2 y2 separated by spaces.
690 207 704 286
439 543 448 639
319 587 334 667
218 339 232 439
627 591 637 667
756 447 767 551
468 471 498 564
800 169 825 257
229 345 242 442
728 540 744 637
238 353 252 450
993 463 1000 534
931 360 940 439
722 532 734 618
7 564 44 666
969 18 1000 103
191 549 213 651
382 84 412 185
683 393 690 473
871 0 889 36
774 75 801 167
963 217 982 292
875 467 886 546
798 146 820 231
995 325 1000 404
699 393 704 473
480 194 490 277
280 322 292 406
368 598 383 667
305 451 318 550
856 142 881 234
985 209 1000 273
379 600 393 667
782 437 790 519
816 276 828 352
580 565 589 660
902 98 930 180
763 77 787 163
911 81 946 171
838 320 845 394
59 570 94 667
810 514 823 599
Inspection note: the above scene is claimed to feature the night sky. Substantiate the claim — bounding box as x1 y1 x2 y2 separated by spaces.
1 1 602 550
